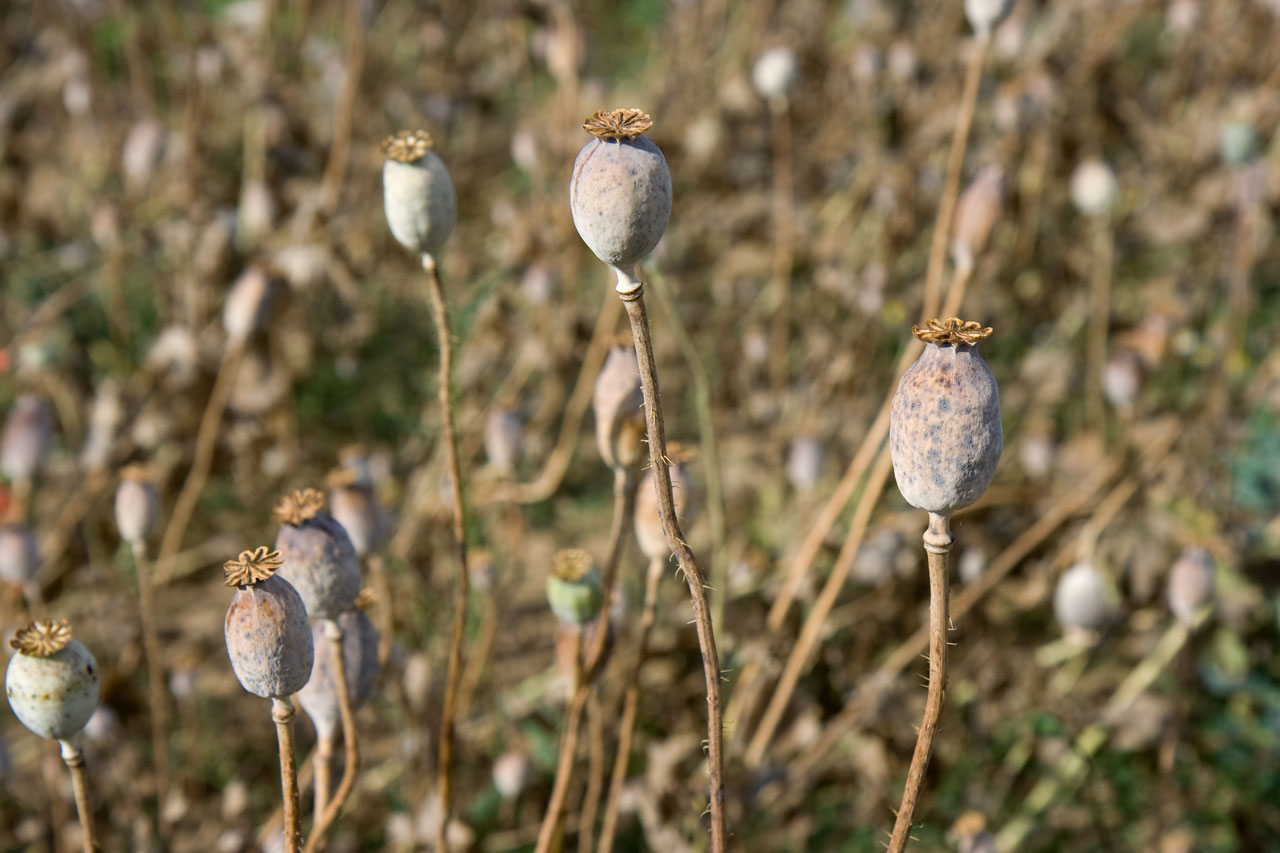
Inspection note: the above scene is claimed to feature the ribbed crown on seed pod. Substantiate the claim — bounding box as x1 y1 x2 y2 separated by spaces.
297 606 380 743
593 334 646 471
5 619 100 741
114 464 159 546
223 546 315 699
273 488 361 620
634 444 699 563
889 319 1002 516
546 548 604 625
381 130 457 259
570 109 672 284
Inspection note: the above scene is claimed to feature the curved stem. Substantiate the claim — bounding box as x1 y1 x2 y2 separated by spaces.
59 739 98 853
304 622 360 853
423 254 470 853
616 273 726 852
271 697 301 853
887 513 952 853
131 541 169 795
598 556 664 853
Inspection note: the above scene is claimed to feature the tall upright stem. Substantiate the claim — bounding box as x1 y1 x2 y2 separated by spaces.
132 541 169 794
59 739 98 853
886 512 953 853
616 269 726 852
423 253 470 852
271 697 301 853
304 622 360 853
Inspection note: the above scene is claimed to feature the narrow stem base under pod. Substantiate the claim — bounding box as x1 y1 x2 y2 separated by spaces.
59 739 98 853
272 697 301 853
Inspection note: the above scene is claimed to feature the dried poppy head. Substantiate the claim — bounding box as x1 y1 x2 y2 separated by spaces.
6 619 100 741
381 130 457 259
273 489 361 620
223 547 315 699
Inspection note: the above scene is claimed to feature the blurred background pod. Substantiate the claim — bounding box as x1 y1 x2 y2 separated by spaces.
634 445 699 563
593 337 645 472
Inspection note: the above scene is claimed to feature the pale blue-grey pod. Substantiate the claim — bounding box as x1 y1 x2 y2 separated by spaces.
570 109 671 279
889 319 1002 516
1053 562 1111 634
273 489 361 620
114 466 159 546
297 608 380 742
223 548 314 699
2 393 52 485
381 130 456 259
6 620 99 741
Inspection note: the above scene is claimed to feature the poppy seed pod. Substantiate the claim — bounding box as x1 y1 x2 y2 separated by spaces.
6 619 99 741
327 470 388 559
635 448 699 563
1167 547 1215 626
492 749 533 801
222 266 276 344
0 523 38 585
1070 158 1117 218
752 46 798 102
889 319 1002 516
381 130 457 259
950 166 1004 274
570 109 672 287
546 549 604 626
2 393 52 486
964 0 1014 37
114 465 159 546
297 608 380 743
484 408 524 476
273 489 361 620
223 547 315 699
593 339 645 471
1053 562 1111 635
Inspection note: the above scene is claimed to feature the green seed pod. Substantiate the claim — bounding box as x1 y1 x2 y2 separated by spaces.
889 319 1002 515
546 549 603 626
273 489 361 620
570 109 672 284
297 607 380 743
381 130 456 259
6 619 99 741
224 547 315 699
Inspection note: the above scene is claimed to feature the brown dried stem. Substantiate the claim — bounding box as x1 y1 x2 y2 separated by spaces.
318 0 365 213
312 736 333 830
272 697 301 853
131 541 170 795
578 690 606 853
535 631 586 853
886 513 953 853
58 739 98 853
304 622 360 853
423 253 470 852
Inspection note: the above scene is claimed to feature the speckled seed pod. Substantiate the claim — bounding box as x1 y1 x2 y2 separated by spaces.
273 489 361 620
0 523 38 585
2 393 52 485
297 608 380 742
634 450 699 563
593 340 645 471
1167 547 1215 626
114 465 159 546
5 620 99 741
570 109 672 279
546 549 603 626
381 130 457 259
889 319 1002 516
1053 562 1111 635
223 547 315 699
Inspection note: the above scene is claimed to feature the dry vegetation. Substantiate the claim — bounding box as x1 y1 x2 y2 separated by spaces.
3 0 1280 850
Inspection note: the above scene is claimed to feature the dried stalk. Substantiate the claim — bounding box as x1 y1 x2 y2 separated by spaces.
272 697 301 853
318 0 365 214
303 623 360 853
59 739 98 853
131 542 169 794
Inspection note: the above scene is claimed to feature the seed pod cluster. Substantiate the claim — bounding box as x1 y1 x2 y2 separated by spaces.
224 547 315 699
381 130 457 259
273 489 361 621
6 619 100 741
889 319 1003 516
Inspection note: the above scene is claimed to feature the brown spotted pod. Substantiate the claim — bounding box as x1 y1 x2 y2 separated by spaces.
224 547 314 699
570 109 671 282
381 130 456 259
6 619 99 741
297 608 380 742
593 337 645 471
273 489 361 620
889 319 1002 516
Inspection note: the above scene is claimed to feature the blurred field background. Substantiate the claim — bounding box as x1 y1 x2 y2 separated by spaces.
2 0 1280 850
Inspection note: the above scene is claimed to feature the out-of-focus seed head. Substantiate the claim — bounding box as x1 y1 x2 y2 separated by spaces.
889 319 1003 515
964 0 1014 38
6 619 99 740
1220 120 1256 167
949 810 998 853
222 266 276 344
327 469 388 558
147 325 201 390
752 46 798 102
297 608 380 742
786 435 825 493
634 446 699 563
80 378 125 473
1102 349 1144 413
1070 158 1117 218
1167 547 1215 626
545 549 603 625
223 547 315 699
273 489 361 620
484 408 524 476
381 130 457 259
2 393 52 486
594 338 645 471
114 465 159 546
0 523 38 585
570 109 672 283
950 166 1004 274
122 118 166 194
1053 562 1112 636
492 749 533 800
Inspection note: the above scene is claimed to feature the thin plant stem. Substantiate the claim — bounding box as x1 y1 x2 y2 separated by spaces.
598 556 664 853
886 512 952 853
578 690 606 853
58 739 97 853
154 343 246 585
313 737 333 829
368 553 394 667
304 622 360 853
535 632 586 853
271 697 301 853
131 541 169 795
318 0 364 214
616 269 726 852
423 253 470 853
1085 220 1114 430
768 96 794 396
